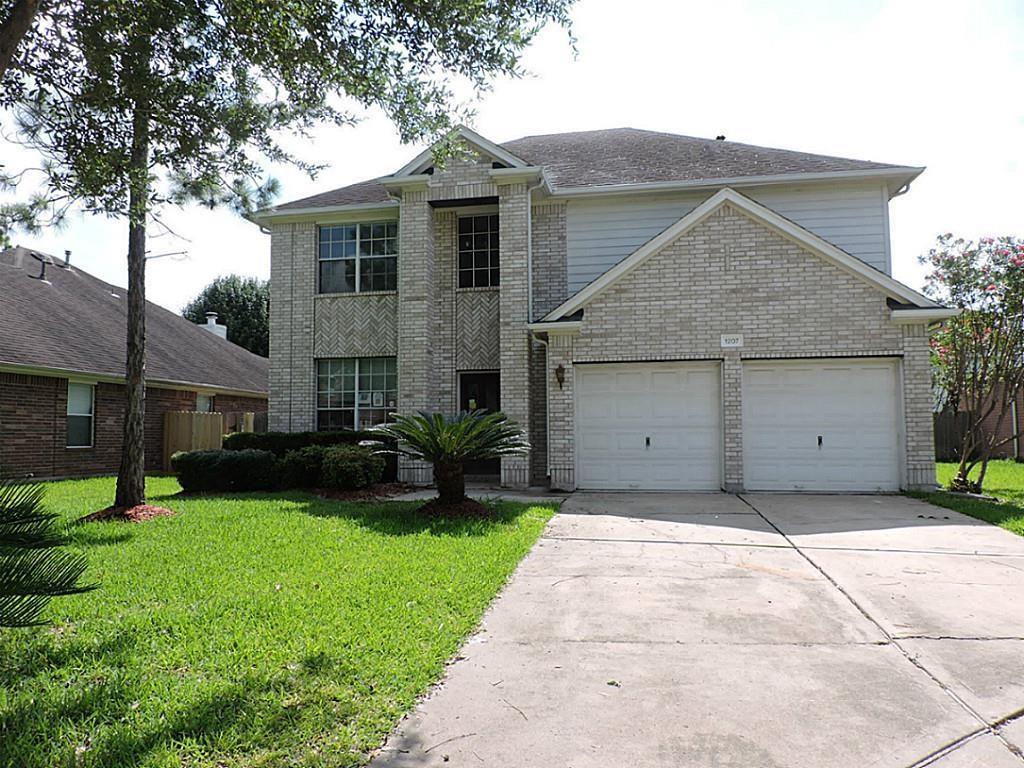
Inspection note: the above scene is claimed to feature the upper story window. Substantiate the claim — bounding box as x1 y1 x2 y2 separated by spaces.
318 222 397 294
66 381 94 448
458 214 499 288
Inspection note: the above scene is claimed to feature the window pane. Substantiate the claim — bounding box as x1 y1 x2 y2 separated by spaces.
459 270 473 289
490 268 500 286
67 415 92 447
320 260 355 293
67 383 93 415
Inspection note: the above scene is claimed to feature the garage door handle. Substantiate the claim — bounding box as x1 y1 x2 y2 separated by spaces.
645 436 651 449
817 435 823 448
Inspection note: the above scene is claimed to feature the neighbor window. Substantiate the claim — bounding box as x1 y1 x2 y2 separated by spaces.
316 357 397 430
196 393 214 413
458 214 499 288
66 382 94 448
318 222 398 293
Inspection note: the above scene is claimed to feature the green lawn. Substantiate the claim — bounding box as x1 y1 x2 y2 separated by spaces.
0 477 556 768
911 459 1024 536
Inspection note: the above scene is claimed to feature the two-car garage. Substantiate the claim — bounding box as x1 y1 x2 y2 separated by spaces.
574 359 902 492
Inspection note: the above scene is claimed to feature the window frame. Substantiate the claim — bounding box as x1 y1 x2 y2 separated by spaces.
317 221 398 295
66 381 95 449
316 357 398 431
457 213 500 289
196 393 215 413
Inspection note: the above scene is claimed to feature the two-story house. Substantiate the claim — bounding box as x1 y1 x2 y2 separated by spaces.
253 126 953 493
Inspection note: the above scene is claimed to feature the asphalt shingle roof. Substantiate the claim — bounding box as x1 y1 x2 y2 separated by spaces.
270 127 911 211
0 246 268 394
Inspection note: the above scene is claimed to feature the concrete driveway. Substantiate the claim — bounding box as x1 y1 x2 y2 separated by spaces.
372 494 1024 767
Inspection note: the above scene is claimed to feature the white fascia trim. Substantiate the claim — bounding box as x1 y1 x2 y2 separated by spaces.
253 199 399 223
489 166 544 184
393 125 530 177
548 167 925 199
542 187 939 322
526 321 582 334
0 361 268 399
891 308 960 323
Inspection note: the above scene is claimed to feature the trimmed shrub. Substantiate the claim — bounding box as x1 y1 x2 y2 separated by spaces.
320 445 385 490
223 430 375 455
277 446 328 489
224 430 397 482
171 449 278 492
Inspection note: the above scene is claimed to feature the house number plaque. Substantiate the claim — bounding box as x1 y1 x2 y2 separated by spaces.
720 334 744 349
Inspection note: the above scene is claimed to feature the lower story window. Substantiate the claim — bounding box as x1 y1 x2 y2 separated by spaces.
196 393 215 412
317 357 397 430
67 381 94 448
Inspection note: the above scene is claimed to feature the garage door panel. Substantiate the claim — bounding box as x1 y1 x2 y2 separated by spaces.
743 359 900 492
576 362 722 491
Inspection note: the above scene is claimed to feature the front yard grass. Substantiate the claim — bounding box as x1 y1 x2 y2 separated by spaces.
0 476 556 767
910 459 1024 537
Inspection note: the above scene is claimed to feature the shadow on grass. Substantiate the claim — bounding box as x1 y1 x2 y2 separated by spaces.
0 625 366 767
909 490 1024 536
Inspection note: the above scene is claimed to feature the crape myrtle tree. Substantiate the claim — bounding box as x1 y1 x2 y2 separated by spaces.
0 0 575 509
183 275 270 357
922 234 1024 493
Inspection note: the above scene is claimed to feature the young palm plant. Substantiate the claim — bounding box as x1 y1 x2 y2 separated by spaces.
0 477 95 628
372 411 529 508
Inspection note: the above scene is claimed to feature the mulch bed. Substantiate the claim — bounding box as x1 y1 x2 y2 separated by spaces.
314 483 415 502
416 497 493 519
79 504 177 523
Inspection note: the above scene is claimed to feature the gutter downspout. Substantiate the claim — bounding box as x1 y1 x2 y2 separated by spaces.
530 330 552 480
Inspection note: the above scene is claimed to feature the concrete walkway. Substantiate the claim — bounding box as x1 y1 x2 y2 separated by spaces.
372 493 1024 767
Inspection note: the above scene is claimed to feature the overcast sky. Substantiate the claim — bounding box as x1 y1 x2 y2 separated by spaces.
4 0 1022 312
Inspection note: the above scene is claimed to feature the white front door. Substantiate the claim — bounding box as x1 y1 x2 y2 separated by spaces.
742 359 901 492
575 362 722 490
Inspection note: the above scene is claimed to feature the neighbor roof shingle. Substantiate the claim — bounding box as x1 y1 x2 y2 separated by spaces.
0 246 268 394
267 127 913 212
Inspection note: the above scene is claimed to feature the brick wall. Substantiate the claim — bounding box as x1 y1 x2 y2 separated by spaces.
0 373 250 479
211 394 268 414
545 203 936 491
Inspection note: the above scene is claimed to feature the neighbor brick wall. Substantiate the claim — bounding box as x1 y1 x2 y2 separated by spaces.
0 373 264 479
545 203 936 491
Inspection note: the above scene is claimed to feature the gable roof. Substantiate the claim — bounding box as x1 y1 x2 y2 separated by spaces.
260 127 922 215
537 188 940 323
393 125 530 176
0 246 268 395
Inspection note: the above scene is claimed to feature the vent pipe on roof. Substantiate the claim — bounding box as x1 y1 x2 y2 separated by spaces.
63 250 72 268
201 311 228 339
715 135 726 141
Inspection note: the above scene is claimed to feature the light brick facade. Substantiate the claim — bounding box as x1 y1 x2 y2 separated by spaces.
543 203 935 491
267 149 939 493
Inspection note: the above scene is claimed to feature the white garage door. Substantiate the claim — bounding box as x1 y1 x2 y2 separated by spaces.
575 362 721 490
743 359 901 492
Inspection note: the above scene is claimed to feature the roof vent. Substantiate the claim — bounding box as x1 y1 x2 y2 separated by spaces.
28 249 54 284
201 311 228 340
62 249 72 269
715 135 726 141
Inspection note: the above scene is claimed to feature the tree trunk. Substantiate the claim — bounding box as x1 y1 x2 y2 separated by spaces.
114 97 150 509
434 460 465 506
0 0 40 79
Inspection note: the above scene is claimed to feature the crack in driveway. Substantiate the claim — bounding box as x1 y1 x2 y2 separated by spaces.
738 494 1024 767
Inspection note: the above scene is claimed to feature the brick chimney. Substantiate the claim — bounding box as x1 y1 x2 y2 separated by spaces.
201 311 228 339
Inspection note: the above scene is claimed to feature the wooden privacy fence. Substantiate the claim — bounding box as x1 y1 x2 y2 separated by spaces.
163 412 224 470
933 411 978 462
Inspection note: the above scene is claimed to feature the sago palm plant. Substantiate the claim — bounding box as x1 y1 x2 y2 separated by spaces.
372 410 529 506
0 477 95 628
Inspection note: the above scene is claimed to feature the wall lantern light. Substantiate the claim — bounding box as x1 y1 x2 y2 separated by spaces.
555 364 566 389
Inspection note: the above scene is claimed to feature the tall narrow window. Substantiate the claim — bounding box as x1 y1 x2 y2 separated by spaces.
67 382 94 448
317 357 397 430
458 214 499 288
318 222 397 293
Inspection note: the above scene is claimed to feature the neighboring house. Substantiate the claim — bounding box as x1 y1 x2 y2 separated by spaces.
254 126 953 492
0 246 268 479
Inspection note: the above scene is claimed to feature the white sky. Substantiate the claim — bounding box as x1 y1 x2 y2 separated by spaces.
3 0 1022 312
